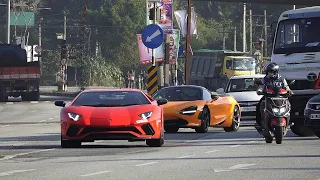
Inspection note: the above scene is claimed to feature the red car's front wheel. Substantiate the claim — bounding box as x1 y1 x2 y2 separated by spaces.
61 135 81 148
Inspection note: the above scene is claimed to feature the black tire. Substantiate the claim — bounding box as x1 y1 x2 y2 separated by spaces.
290 123 314 137
146 131 164 147
274 126 283 144
61 136 81 148
29 91 40 101
164 126 179 133
224 106 241 132
21 94 29 101
314 130 320 138
195 107 210 133
0 90 8 102
265 136 273 143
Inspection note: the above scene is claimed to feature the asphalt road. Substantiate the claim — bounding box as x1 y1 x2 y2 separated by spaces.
0 96 319 180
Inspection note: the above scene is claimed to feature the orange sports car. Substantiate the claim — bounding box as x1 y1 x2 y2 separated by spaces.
152 85 241 133
54 89 168 148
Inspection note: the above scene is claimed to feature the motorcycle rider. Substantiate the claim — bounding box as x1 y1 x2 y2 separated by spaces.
255 62 293 131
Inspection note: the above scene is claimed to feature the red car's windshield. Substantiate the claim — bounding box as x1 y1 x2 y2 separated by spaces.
72 91 151 107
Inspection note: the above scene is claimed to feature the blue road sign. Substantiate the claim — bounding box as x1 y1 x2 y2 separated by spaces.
178 43 184 57
141 24 164 49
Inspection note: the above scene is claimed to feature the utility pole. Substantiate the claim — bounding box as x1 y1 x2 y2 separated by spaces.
249 9 252 55
62 11 67 91
6 0 11 44
39 17 43 75
185 0 192 85
222 24 226 50
218 23 230 50
64 11 67 40
264 10 268 57
243 3 246 52
234 26 237 51
164 34 170 87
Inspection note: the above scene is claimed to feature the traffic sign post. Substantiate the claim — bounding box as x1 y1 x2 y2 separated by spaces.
141 24 164 67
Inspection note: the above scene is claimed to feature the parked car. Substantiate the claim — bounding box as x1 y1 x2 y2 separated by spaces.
304 94 320 138
216 74 265 123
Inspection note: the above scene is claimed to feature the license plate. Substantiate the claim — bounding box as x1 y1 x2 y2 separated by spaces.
310 114 320 119
241 106 256 112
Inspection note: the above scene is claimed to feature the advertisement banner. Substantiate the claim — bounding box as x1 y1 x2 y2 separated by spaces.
158 0 173 33
137 34 164 64
169 29 180 64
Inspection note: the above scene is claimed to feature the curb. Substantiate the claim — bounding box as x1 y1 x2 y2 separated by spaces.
40 92 79 97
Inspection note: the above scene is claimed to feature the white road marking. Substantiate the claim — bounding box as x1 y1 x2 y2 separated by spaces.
49 118 53 120
31 110 37 113
214 169 232 172
118 149 153 155
30 101 38 104
247 141 256 143
0 148 55 161
205 150 219 154
186 138 261 142
0 169 36 177
214 164 256 173
135 162 158 167
44 101 50 103
40 120 46 122
229 164 256 170
178 154 195 158
94 140 104 143
5 102 13 104
1 125 11 128
0 106 3 111
80 170 111 177
230 145 241 148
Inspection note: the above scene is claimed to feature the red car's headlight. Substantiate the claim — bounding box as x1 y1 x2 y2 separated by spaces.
68 112 82 121
138 111 152 119
136 111 153 123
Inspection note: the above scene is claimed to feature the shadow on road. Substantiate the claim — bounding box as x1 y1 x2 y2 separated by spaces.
0 134 59 142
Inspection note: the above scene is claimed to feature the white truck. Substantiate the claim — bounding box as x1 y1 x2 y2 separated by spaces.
271 6 320 136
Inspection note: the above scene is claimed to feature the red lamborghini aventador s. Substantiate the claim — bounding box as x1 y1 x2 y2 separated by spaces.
54 89 168 148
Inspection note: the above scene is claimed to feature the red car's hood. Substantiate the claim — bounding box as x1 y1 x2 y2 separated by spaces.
65 104 156 126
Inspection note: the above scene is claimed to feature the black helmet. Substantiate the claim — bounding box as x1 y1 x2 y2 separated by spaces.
265 62 279 79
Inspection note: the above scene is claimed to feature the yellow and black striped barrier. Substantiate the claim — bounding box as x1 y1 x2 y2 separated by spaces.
147 65 158 96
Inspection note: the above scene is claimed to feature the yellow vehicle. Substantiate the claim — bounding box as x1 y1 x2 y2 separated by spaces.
189 49 257 91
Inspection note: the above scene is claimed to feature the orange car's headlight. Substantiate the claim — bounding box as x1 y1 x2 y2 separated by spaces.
178 106 198 116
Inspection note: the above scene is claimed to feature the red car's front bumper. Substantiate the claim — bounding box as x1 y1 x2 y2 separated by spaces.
61 120 162 141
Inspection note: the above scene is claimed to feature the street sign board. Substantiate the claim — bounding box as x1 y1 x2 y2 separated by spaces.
141 24 164 49
178 43 184 57
35 45 42 53
10 12 35 26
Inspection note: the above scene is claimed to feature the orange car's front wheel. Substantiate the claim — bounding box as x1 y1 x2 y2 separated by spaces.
195 107 210 133
224 106 240 132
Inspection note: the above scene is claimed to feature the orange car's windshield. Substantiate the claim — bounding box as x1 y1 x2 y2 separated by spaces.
153 87 203 101
72 91 151 107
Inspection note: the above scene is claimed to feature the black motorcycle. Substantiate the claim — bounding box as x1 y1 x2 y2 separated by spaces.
255 79 292 144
